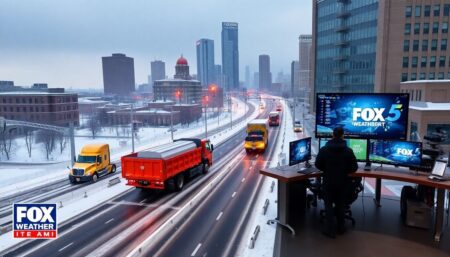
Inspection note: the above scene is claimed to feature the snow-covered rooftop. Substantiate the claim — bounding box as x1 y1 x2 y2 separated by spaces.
410 101 450 111
0 91 72 96
78 97 109 104
401 79 450 84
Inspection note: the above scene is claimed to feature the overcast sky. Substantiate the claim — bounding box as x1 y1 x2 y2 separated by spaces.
0 0 312 89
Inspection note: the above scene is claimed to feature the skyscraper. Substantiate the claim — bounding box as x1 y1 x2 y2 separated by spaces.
299 35 312 99
196 39 215 86
151 60 166 83
259 55 271 91
221 22 239 91
312 0 377 95
291 61 300 96
245 65 251 88
102 53 135 96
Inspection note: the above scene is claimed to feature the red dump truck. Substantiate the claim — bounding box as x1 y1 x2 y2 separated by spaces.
121 138 213 191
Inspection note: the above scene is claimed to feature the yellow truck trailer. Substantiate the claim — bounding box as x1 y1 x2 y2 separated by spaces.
245 119 269 153
69 144 116 183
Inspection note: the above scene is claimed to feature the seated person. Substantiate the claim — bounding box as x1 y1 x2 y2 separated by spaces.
315 127 358 238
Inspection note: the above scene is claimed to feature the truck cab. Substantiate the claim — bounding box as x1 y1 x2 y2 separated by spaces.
245 119 269 153
69 144 116 183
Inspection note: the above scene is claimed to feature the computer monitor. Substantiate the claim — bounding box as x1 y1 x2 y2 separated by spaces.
289 137 312 166
315 93 409 140
319 138 368 162
369 139 422 168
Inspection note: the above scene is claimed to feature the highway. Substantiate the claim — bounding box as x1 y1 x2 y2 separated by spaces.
137 101 282 257
0 98 254 228
2 98 278 257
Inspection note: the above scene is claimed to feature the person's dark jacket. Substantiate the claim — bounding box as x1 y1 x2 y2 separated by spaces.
315 138 358 191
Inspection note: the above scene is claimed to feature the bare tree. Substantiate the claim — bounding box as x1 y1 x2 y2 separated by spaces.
23 128 34 158
56 133 67 154
36 130 56 160
0 129 15 160
87 115 102 139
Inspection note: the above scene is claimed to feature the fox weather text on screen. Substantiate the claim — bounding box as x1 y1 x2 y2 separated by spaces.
315 93 409 140
13 203 57 239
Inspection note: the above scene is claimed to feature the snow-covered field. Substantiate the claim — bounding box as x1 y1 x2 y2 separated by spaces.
0 97 254 197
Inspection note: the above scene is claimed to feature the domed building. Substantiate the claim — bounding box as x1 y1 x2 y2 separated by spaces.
153 56 202 104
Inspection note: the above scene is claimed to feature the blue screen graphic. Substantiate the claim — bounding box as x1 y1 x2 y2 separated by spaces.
316 93 409 139
289 137 311 166
369 140 422 167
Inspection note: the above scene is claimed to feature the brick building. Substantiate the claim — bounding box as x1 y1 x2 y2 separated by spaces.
0 91 79 127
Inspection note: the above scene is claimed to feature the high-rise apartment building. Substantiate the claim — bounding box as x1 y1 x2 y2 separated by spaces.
259 55 271 91
376 1 450 93
291 61 300 96
102 53 135 96
221 22 239 91
196 39 215 86
299 35 312 102
312 0 378 95
245 65 251 88
151 60 166 83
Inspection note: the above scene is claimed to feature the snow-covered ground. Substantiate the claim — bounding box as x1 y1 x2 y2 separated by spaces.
238 97 297 257
0 97 254 197
0 98 262 253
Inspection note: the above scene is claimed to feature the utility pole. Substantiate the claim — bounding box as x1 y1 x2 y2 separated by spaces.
204 96 208 139
228 95 233 129
170 105 174 141
131 103 135 153
69 122 75 167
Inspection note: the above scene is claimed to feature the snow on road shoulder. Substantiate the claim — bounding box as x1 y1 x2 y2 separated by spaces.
238 98 299 257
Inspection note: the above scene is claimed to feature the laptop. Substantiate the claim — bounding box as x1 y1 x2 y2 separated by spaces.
428 160 449 181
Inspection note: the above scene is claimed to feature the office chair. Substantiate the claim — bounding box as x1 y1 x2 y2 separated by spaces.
307 177 363 227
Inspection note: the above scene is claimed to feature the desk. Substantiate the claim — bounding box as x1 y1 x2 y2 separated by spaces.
260 165 319 235
260 165 450 242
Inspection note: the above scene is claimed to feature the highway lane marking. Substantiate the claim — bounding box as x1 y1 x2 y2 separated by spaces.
191 243 202 256
105 218 114 224
58 242 74 252
232 192 236 198
108 200 180 210
216 212 223 221
241 178 246 183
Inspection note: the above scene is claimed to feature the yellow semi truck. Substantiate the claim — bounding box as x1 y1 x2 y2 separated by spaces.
69 144 116 183
245 119 269 153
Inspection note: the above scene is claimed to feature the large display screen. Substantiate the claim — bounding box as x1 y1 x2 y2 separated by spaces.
289 137 311 166
319 138 368 161
316 93 409 139
369 140 422 167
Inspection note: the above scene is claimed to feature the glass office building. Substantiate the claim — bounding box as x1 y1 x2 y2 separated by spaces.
196 39 215 87
314 0 378 94
221 22 239 91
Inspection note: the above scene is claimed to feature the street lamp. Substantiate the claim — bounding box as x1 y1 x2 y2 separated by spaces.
169 90 182 141
130 103 135 153
203 95 209 139
208 84 219 126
